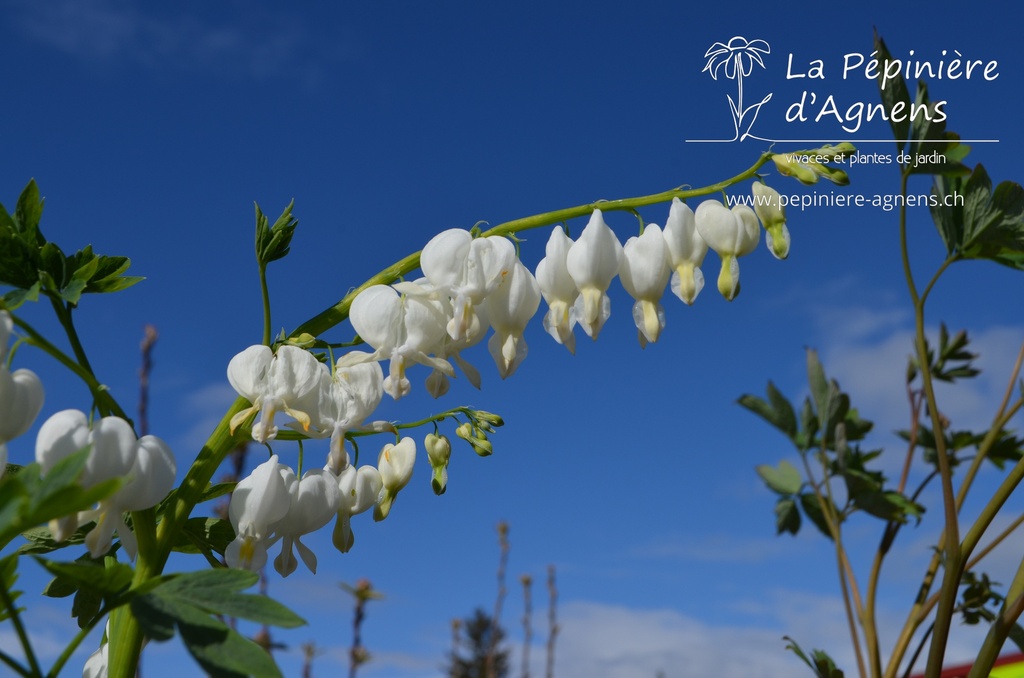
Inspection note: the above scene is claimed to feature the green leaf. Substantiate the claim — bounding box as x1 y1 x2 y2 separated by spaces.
873 32 912 154
131 568 304 677
2 281 41 309
739 382 797 441
775 497 801 535
799 492 836 541
170 518 236 557
14 179 44 238
756 460 802 495
806 349 830 423
35 558 134 597
179 622 283 678
0 554 24 623
784 636 845 678
160 569 305 628
853 491 924 524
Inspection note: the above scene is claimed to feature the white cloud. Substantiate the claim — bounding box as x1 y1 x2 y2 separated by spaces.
8 0 334 82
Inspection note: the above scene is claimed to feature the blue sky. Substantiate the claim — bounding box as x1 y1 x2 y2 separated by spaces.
1 1 1023 677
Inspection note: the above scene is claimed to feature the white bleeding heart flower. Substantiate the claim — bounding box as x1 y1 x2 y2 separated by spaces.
420 229 516 344
694 201 760 301
225 455 291 571
0 311 44 458
535 227 579 354
566 210 623 340
425 433 452 495
485 259 541 379
35 410 176 557
227 345 323 443
303 354 390 473
619 224 671 348
374 437 416 521
662 198 709 305
331 463 383 553
271 468 341 577
340 285 453 400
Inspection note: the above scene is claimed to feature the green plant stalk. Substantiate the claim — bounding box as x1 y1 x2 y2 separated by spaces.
954 341 1024 511
0 567 41 677
259 261 272 347
46 604 110 678
106 153 780 677
800 445 868 678
891 165 958 678
885 396 1024 677
10 314 129 421
966 585 1024 678
0 649 31 678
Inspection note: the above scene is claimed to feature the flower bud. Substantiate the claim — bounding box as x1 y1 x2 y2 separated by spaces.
425 433 452 495
751 183 790 260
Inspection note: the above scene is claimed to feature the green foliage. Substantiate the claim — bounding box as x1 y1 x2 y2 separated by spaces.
37 555 134 629
932 165 1024 270
255 200 298 267
0 180 143 308
0 555 24 623
744 349 928 541
784 636 845 678
130 568 305 678
907 324 979 384
0 448 122 551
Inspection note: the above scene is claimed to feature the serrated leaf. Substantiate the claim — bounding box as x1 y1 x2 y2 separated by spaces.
756 460 802 495
35 558 134 597
775 497 801 535
874 33 911 154
0 555 23 623
160 570 304 628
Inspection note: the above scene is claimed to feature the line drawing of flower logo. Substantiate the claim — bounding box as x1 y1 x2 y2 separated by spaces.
703 36 773 142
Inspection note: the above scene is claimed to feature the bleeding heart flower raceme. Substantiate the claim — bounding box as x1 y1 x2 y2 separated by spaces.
662 198 709 305
34 410 176 558
619 224 671 348
694 200 760 301
228 345 323 443
566 210 624 340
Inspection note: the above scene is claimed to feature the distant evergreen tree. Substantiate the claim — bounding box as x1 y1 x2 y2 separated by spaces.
445 608 510 678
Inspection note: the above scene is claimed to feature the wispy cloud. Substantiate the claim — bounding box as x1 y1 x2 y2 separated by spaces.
8 0 344 82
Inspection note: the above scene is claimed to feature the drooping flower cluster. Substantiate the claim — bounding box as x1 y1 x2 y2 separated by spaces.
222 181 789 575
0 311 44 478
34 410 176 558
